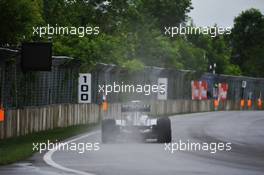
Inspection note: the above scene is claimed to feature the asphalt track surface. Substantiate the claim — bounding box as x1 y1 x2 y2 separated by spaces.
1 111 264 175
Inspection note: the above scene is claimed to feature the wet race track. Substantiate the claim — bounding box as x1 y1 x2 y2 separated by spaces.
1 111 264 175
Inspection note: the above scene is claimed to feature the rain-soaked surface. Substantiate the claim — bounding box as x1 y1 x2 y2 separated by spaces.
1 111 264 175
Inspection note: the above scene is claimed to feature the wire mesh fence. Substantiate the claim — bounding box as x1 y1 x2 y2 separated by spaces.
1 48 264 109
0 48 80 109
92 64 264 103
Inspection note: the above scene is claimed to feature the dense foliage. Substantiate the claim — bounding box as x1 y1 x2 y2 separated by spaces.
230 9 264 77
0 0 263 77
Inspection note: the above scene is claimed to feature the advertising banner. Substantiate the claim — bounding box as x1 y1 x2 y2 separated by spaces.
192 80 208 100
218 83 228 101
192 80 200 100
200 80 208 100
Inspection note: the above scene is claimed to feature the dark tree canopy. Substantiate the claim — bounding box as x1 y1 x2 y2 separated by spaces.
231 8 264 77
0 1 262 77
0 0 43 45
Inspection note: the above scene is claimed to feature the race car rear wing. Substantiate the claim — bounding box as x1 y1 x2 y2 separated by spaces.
121 104 151 113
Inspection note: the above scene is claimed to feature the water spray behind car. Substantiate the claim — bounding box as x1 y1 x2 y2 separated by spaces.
101 100 171 144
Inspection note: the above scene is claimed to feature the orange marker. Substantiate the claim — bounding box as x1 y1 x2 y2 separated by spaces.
102 101 108 112
247 99 252 109
101 94 108 112
214 99 219 109
257 98 262 109
240 99 245 109
0 106 4 122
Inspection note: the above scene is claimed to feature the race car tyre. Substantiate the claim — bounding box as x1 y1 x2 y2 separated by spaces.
101 119 117 143
156 117 172 143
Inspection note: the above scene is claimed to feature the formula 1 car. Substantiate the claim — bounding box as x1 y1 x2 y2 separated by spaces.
101 101 171 143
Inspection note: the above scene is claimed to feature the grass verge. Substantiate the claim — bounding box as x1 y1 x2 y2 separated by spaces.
0 123 97 165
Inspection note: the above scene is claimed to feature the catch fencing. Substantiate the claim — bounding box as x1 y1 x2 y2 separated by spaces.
0 48 80 109
0 48 264 139
1 48 264 108
93 64 264 103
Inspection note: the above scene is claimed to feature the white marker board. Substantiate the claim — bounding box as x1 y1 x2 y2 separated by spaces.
157 78 168 100
78 73 91 103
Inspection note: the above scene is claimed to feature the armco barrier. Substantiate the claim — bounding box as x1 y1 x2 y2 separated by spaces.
0 99 261 140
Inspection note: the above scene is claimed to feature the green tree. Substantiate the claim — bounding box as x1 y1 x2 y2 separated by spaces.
0 0 43 45
231 8 264 77
143 0 193 29
1 0 233 75
187 26 241 75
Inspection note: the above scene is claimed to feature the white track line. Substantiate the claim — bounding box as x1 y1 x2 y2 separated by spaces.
43 131 100 175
